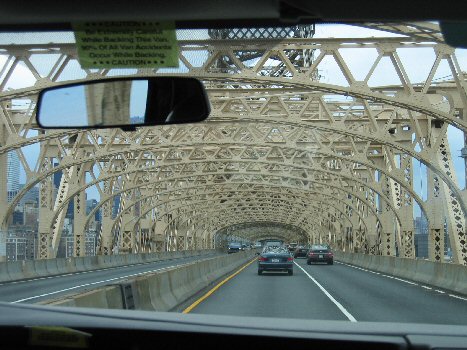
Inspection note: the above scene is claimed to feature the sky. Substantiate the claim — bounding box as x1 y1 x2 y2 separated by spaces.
2 24 466 211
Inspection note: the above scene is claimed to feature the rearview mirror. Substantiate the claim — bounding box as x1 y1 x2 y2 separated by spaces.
36 77 210 129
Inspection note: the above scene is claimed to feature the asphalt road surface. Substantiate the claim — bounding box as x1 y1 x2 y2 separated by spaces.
189 258 467 325
0 251 220 304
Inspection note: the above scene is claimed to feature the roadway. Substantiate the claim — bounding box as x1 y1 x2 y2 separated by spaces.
0 251 220 304
188 257 467 325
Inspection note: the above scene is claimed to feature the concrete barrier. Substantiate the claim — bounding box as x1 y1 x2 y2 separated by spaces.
45 258 60 275
6 260 24 281
96 255 113 268
46 251 254 311
21 260 37 279
0 249 221 283
33 259 49 276
335 251 467 296
0 261 10 281
74 257 86 272
55 258 69 274
52 286 124 309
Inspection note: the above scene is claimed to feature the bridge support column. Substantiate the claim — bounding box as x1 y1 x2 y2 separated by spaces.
72 166 87 257
38 158 54 259
120 206 136 254
150 216 167 252
0 151 6 262
364 215 378 255
99 204 114 255
427 169 445 262
438 138 467 265
165 213 177 251
399 205 415 259
381 212 396 256
139 216 151 253
97 180 115 255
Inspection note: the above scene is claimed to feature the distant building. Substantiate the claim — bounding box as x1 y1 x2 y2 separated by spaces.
7 151 20 193
414 234 428 258
6 228 36 261
414 215 428 235
112 194 121 218
23 201 39 230
12 210 24 225
7 151 20 202
57 230 97 258
17 184 39 206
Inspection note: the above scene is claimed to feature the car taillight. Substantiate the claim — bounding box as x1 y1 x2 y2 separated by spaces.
259 257 267 261
328 252 333 256
287 257 293 261
309 252 315 255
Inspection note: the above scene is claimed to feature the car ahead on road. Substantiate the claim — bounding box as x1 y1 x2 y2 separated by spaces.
258 247 294 275
227 243 242 254
307 245 334 265
287 243 298 253
293 246 309 258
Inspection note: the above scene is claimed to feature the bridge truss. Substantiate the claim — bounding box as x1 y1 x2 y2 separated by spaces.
0 22 466 264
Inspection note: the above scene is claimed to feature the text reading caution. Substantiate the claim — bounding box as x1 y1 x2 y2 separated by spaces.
73 22 179 69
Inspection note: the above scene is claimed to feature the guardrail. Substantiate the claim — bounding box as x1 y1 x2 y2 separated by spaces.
335 252 467 295
44 251 255 311
0 249 220 283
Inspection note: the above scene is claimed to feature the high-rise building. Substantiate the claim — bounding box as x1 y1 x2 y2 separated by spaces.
414 215 428 235
7 151 20 202
17 184 39 206
112 194 121 218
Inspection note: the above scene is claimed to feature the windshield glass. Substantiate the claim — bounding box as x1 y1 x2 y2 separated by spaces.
1 22 467 326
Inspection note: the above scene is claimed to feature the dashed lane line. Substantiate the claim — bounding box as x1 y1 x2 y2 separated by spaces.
335 261 466 302
449 294 467 301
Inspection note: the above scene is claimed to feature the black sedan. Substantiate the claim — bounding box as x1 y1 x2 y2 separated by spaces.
293 246 309 258
306 245 334 265
258 247 294 275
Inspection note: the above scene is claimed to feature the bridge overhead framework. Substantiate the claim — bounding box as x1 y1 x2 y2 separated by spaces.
0 22 466 265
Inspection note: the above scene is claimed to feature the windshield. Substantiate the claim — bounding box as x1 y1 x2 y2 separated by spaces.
1 22 467 327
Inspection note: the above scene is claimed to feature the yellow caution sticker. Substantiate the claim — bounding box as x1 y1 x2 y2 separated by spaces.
29 326 91 348
72 22 179 69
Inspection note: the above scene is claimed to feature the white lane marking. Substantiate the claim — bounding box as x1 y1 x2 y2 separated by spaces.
294 262 357 322
449 294 467 301
392 277 417 285
10 264 180 303
0 254 211 286
338 261 467 303
336 261 467 299
337 262 416 285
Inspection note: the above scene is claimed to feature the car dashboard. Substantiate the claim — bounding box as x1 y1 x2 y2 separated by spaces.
1 302 466 350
